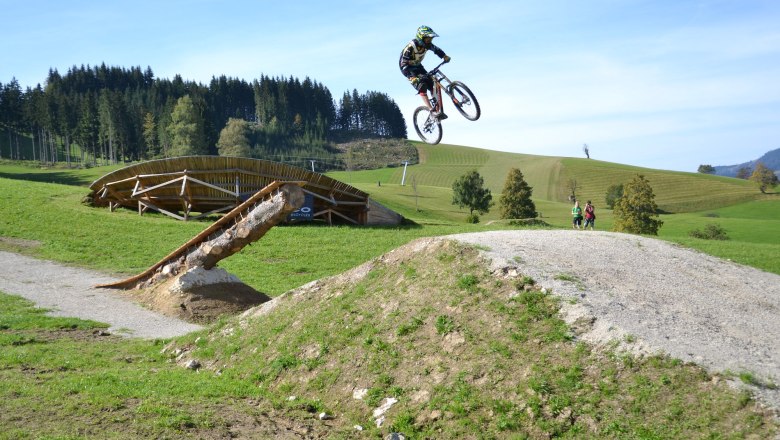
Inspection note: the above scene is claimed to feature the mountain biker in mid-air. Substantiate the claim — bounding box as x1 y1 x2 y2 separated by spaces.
399 25 451 119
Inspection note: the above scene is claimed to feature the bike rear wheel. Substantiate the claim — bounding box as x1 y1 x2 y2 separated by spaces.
449 81 481 121
413 106 443 145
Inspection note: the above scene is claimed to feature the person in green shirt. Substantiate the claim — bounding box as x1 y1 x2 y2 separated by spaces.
572 200 583 229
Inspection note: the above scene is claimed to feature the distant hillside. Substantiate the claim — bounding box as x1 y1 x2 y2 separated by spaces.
713 148 780 177
329 142 766 217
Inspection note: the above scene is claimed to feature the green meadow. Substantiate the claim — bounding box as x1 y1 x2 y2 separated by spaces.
1 142 778 291
0 144 778 438
330 142 779 275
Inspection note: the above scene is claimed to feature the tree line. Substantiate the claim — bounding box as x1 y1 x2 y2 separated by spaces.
0 64 407 166
699 162 778 193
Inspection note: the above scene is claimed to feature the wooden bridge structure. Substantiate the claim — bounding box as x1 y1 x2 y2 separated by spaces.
88 156 402 225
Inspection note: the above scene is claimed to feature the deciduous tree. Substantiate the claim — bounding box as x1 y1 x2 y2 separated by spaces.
697 164 715 174
565 178 579 202
452 170 493 223
605 183 623 209
217 118 252 157
750 162 778 194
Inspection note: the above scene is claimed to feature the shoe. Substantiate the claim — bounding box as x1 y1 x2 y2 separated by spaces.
435 111 448 120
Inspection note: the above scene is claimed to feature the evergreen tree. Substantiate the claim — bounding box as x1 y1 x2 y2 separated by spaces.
142 112 159 157
499 168 537 219
75 93 99 164
612 174 663 235
749 162 778 194
167 95 208 156
98 89 119 163
1 79 24 159
217 118 252 157
452 170 493 222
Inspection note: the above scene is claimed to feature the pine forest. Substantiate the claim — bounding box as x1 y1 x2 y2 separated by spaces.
0 64 408 170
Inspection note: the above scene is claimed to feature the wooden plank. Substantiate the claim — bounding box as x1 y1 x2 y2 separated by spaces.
139 200 186 221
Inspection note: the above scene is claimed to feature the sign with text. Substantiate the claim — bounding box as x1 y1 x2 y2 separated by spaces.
288 193 314 221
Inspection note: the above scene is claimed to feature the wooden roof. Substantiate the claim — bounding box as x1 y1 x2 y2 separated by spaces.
88 156 389 224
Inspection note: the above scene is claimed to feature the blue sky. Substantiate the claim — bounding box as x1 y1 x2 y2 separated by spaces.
2 0 779 172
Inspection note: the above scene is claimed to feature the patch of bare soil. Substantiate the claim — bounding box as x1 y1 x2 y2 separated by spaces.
129 279 271 325
0 236 42 252
7 328 120 344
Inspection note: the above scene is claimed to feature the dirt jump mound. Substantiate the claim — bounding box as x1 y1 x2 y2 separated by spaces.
134 267 271 324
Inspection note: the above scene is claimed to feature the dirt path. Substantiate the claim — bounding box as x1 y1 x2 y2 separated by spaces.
0 251 202 338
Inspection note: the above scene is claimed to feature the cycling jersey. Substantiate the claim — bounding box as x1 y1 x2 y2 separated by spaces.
399 38 447 78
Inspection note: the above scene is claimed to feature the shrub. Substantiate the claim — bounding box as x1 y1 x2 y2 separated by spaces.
508 218 550 227
689 223 729 240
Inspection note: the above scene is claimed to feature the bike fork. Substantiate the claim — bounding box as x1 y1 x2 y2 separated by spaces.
430 83 443 113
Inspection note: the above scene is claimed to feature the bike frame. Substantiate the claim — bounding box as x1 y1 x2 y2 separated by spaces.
423 61 453 114
411 60 480 144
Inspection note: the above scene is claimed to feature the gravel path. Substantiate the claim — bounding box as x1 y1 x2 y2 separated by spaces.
0 251 202 338
449 230 780 410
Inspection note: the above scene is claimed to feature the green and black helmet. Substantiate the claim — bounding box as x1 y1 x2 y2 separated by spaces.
416 25 439 41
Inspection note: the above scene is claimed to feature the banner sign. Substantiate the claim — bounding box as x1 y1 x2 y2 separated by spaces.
288 193 314 221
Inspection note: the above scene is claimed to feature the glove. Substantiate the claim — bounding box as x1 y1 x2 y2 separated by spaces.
443 55 451 63
410 76 420 85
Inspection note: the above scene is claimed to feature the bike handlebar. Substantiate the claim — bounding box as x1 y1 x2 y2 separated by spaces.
426 60 449 76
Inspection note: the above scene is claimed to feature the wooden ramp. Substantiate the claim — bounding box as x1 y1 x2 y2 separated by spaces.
97 181 305 289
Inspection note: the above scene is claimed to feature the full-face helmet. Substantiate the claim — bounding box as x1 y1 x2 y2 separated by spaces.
416 25 439 41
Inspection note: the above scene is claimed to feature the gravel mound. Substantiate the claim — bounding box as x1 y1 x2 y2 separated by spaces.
0 251 202 338
449 230 780 411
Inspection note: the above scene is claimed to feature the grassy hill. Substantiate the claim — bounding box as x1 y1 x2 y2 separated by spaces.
328 142 777 273
330 141 765 217
0 147 779 438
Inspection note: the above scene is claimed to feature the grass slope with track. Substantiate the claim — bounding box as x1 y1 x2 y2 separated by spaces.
0 147 779 438
1 240 776 439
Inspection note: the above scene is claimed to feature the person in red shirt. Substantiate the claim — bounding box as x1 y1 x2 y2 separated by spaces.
584 200 596 230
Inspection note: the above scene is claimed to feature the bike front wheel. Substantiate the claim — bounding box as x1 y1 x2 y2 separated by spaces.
448 81 481 121
413 106 443 145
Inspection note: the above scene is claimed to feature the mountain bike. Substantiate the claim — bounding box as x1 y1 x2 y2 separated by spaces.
412 61 481 145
